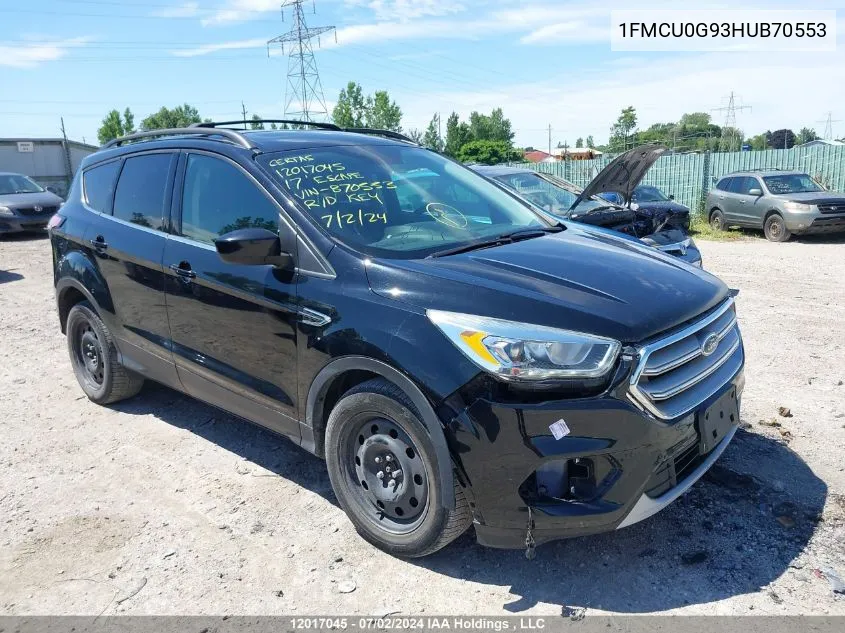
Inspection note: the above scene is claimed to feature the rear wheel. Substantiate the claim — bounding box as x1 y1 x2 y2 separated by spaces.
66 301 144 404
764 213 791 242
709 209 725 231
325 378 472 557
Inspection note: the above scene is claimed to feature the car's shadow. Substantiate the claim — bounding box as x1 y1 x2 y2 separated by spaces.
0 231 49 242
0 269 24 284
113 383 824 614
791 233 845 245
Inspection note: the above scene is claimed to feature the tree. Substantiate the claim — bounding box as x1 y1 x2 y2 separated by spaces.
609 106 637 151
250 114 265 130
141 104 202 130
366 91 402 131
422 114 443 152
468 108 514 144
456 140 521 165
745 133 768 151
575 137 583 148
332 81 367 128
444 112 472 158
767 129 796 150
796 127 819 145
407 128 424 144
97 107 136 145
586 135 594 148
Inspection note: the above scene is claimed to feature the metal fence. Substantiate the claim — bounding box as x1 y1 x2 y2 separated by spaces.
510 145 845 215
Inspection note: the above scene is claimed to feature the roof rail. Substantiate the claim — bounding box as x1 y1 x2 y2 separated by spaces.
343 128 417 144
192 119 341 131
103 127 255 150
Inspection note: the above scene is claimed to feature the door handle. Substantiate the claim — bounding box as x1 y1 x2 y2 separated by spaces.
169 263 197 279
90 236 108 250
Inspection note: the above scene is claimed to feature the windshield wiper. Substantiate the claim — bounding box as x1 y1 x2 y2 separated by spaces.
427 225 562 259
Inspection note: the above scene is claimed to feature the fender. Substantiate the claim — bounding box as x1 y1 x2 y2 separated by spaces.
55 250 114 331
305 356 456 509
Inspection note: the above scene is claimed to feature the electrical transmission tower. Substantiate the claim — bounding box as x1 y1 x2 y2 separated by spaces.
267 0 335 122
817 112 841 141
712 92 751 152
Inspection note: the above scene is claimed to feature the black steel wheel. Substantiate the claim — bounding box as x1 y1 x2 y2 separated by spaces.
325 378 472 557
764 213 791 242
709 209 725 231
66 301 144 404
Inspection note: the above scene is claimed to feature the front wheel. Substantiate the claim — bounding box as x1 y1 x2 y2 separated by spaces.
764 213 791 242
325 378 472 557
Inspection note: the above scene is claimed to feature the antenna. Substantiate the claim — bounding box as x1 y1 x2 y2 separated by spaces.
267 0 336 122
712 92 751 152
816 112 841 141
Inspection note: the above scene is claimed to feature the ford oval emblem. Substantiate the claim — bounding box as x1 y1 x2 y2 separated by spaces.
701 333 719 357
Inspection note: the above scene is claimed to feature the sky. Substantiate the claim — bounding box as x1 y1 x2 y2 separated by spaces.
1 0 844 149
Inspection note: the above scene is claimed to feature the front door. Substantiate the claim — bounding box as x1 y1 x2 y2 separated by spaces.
163 151 300 441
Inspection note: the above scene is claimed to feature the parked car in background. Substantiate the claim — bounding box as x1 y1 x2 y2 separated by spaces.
0 172 65 235
473 145 702 267
600 185 691 231
706 170 845 242
50 122 742 557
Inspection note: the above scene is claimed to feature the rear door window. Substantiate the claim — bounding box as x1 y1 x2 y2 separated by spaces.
112 154 175 231
83 161 121 214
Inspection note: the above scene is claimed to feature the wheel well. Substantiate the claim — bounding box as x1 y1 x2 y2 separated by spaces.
764 209 783 222
58 287 87 334
709 206 722 218
312 369 380 457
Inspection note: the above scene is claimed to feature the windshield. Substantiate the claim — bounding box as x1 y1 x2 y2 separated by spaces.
632 186 669 202
763 174 824 195
0 174 44 195
258 145 549 258
492 171 610 216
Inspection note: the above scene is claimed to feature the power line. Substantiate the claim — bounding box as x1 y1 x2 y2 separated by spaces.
267 0 335 121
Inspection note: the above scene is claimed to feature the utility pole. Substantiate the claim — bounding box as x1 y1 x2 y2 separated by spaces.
268 0 336 122
59 117 73 193
241 101 248 129
712 91 751 152
548 124 552 156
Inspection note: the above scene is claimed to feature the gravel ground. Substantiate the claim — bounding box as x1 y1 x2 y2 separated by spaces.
1 232 844 616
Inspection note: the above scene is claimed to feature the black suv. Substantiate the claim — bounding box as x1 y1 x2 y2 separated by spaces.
50 121 745 557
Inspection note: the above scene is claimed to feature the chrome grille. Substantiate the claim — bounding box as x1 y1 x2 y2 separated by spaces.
629 299 743 420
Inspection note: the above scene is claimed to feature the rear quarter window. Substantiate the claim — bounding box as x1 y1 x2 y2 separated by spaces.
715 177 733 192
83 161 121 214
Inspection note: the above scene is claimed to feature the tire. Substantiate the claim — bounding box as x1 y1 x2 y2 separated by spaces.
709 209 725 231
764 213 791 242
325 378 472 557
66 301 144 404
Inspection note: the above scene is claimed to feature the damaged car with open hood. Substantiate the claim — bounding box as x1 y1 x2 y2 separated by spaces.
473 145 702 267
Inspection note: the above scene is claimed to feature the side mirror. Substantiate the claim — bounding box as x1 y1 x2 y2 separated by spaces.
214 228 292 267
748 188 763 197
668 194 675 200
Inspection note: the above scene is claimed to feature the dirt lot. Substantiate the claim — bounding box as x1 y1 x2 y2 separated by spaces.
1 232 844 616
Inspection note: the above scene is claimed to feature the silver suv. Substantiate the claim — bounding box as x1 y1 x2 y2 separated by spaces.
705 170 845 242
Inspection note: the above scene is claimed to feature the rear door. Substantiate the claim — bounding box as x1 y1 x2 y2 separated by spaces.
163 151 300 441
718 177 742 222
82 151 179 386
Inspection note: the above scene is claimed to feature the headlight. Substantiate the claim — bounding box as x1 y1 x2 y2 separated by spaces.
0 206 13 216
427 310 621 381
783 201 816 212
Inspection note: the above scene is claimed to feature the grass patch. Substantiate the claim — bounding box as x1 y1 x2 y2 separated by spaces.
689 216 753 242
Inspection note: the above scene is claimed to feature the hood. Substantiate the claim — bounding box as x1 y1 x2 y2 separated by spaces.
633 200 690 214
366 223 728 343
572 144 665 211
768 191 845 205
0 190 64 208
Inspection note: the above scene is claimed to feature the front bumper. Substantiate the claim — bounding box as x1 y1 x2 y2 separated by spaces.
0 213 52 233
789 215 845 235
449 364 743 550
